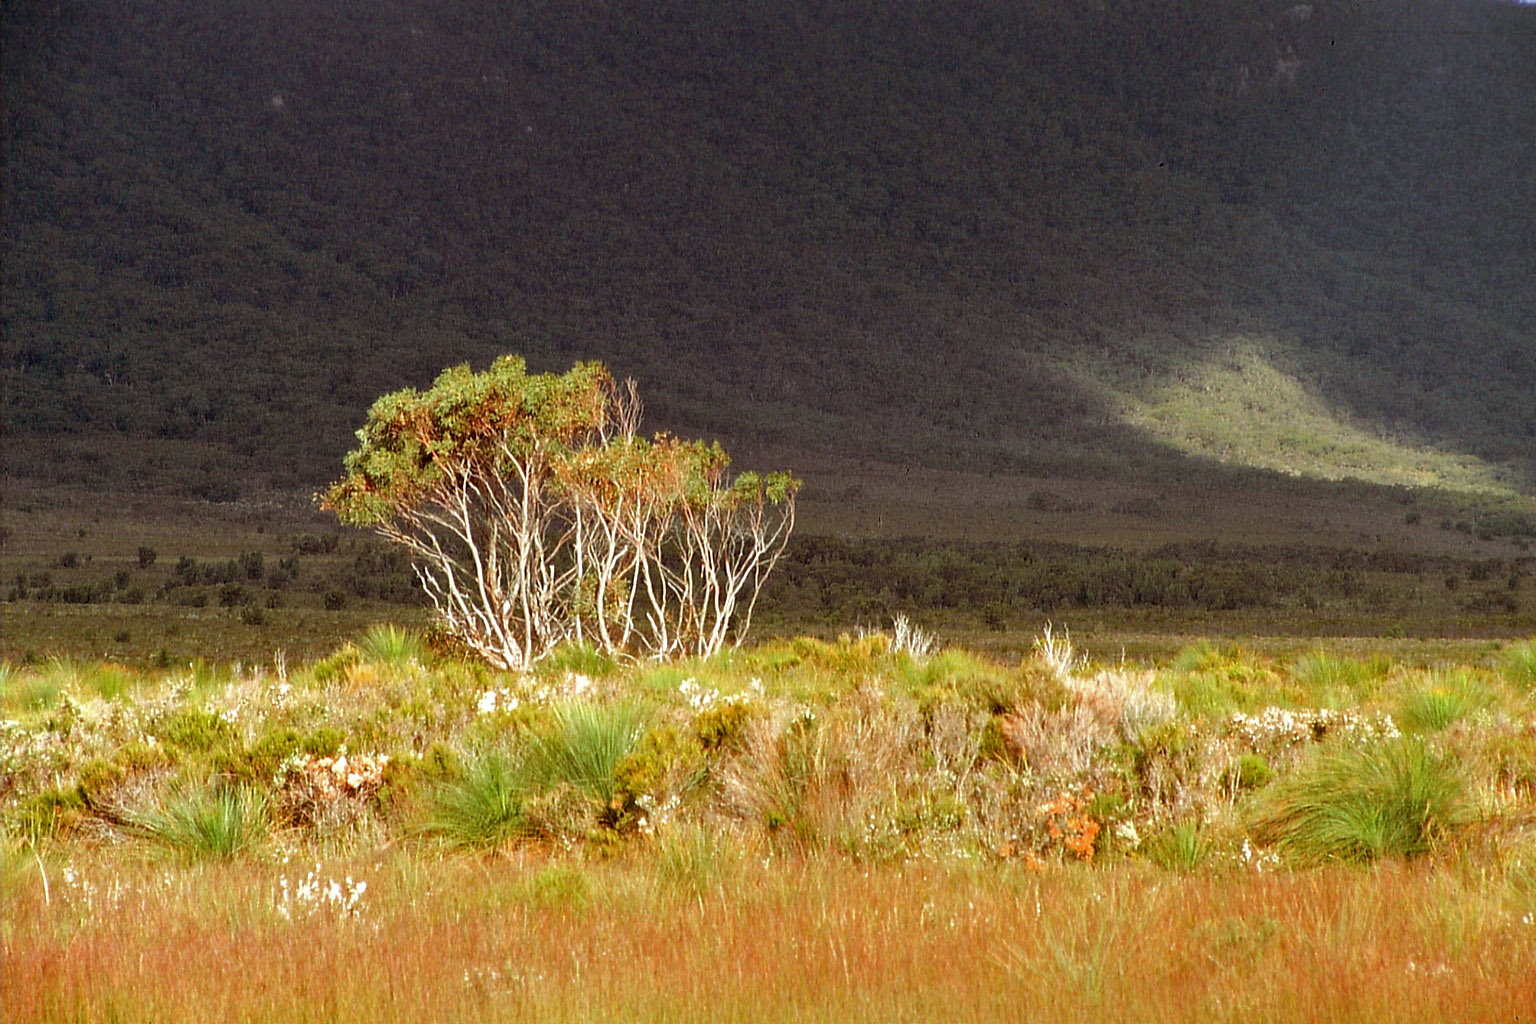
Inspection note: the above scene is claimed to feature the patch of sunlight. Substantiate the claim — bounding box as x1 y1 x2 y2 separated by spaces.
1074 339 1525 497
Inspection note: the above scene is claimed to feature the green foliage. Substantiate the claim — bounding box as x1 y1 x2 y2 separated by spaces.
75 759 126 804
155 708 234 753
2 670 61 714
1147 822 1211 872
355 624 425 669
518 863 592 911
311 644 362 684
321 357 798 668
1248 739 1466 864
126 783 269 861
419 751 534 849
614 726 706 802
322 357 613 527
1168 645 1287 718
9 785 87 842
1289 650 1391 698
1397 671 1494 733
542 641 617 679
694 700 756 753
524 703 648 814
1503 640 1536 693
302 728 346 759
234 730 304 784
1224 754 1275 793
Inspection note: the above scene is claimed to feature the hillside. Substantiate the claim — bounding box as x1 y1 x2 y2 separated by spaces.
4 0 1535 507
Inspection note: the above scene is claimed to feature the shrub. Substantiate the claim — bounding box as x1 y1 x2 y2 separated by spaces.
1247 738 1465 863
125 783 270 861
694 700 756 752
1223 753 1275 792
156 708 234 753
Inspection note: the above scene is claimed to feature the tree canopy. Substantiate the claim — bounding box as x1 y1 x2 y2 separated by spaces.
322 357 798 668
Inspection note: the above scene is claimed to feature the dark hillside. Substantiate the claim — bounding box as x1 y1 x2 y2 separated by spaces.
4 0 1534 499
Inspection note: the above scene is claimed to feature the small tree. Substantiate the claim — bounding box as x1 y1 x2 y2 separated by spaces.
321 356 797 669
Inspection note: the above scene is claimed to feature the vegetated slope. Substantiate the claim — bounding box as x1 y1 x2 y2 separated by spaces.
4 0 1534 500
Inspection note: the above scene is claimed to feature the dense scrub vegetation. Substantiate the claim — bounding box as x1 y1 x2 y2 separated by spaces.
5 628 1535 1020
5 0 1534 498
6 524 1532 667
6 628 1534 865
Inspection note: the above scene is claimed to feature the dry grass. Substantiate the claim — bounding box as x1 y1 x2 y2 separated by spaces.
6 632 1536 1020
5 848 1535 1023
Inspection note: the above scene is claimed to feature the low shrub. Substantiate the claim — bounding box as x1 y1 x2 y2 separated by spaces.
155 708 234 753
1223 753 1276 792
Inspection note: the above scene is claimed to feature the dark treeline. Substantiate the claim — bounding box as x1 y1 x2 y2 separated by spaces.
763 536 1531 625
4 0 1534 496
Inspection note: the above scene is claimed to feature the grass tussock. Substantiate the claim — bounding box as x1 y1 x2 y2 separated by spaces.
1248 738 1467 864
124 782 269 861
1503 639 1536 693
419 752 533 849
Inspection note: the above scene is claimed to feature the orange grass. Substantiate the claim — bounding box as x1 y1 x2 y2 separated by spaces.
6 850 1535 1023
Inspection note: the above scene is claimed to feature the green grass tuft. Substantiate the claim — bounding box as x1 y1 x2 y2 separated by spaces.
126 783 269 861
354 624 426 668
1290 650 1391 700
1502 639 1536 693
419 751 534 849
1397 670 1494 733
1248 738 1465 863
524 702 648 809
1146 821 1211 872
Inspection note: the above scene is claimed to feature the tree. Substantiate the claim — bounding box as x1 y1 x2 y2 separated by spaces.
321 356 798 669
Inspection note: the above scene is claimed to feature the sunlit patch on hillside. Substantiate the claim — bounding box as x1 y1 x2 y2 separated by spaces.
1082 340 1528 497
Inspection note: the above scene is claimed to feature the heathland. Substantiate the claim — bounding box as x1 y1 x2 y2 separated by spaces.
4 2 1536 1018
5 626 1536 1021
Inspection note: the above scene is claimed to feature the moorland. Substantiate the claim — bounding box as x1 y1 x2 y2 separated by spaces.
4 0 1536 1020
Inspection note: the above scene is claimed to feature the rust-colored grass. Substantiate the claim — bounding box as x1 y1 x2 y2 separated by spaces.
7 849 1534 1023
